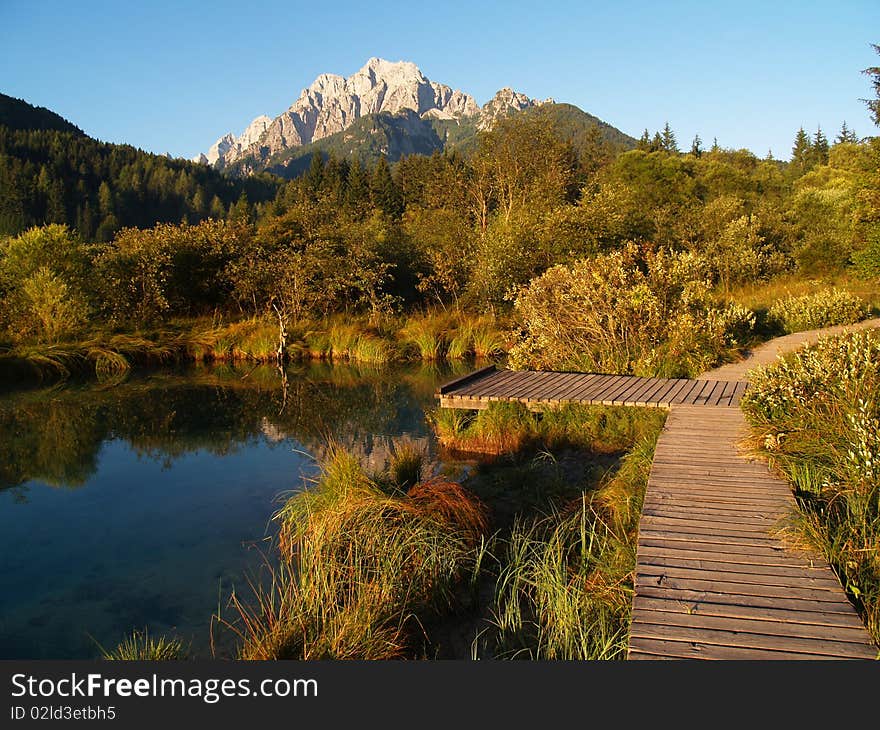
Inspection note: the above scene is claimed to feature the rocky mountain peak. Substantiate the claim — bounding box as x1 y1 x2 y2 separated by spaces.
195 59 540 169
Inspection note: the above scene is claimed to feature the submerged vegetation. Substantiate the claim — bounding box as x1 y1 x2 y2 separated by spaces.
742 330 880 642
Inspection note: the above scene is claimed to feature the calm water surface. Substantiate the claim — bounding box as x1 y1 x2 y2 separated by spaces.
0 361 472 658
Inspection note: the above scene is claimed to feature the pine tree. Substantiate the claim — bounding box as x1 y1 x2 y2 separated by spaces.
209 195 226 219
711 137 719 153
345 157 370 210
690 133 703 157
836 121 858 144
637 129 652 151
228 192 251 224
791 127 812 175
370 157 403 218
812 127 829 165
661 122 679 153
306 152 324 196
651 131 663 152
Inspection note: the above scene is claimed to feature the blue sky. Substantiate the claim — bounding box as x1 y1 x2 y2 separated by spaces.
2 0 878 160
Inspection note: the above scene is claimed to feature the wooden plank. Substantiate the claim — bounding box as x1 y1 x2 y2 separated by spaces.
532 371 579 401
729 381 749 406
638 555 842 584
640 378 679 404
517 371 559 402
637 563 844 592
628 620 876 658
669 380 704 405
460 369 520 398
450 369 509 397
634 584 859 615
639 514 781 535
716 380 740 407
657 378 692 406
543 373 591 402
631 608 872 645
499 371 543 400
437 365 495 395
627 636 836 660
621 377 663 405
563 374 613 402
551 373 597 402
632 596 868 630
652 378 685 406
635 572 850 602
608 377 651 405
580 375 630 404
683 380 715 405
637 536 808 562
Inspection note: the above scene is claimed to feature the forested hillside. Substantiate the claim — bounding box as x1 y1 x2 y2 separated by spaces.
0 95 281 239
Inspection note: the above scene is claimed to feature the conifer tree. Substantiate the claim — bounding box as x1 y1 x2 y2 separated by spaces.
306 152 324 196
812 127 829 165
370 157 403 218
661 122 679 153
346 157 370 210
836 121 858 144
690 134 703 157
791 127 812 175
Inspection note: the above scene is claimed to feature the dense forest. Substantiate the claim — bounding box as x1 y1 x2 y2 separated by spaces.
0 94 280 240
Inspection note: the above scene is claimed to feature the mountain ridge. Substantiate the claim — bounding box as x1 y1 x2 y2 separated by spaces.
195 58 554 172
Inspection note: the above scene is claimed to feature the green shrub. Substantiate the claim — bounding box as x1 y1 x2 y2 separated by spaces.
508 244 755 377
767 287 869 333
742 330 880 641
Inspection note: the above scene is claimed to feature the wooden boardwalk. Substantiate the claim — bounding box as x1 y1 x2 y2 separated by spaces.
628 406 876 659
438 366 748 410
437 361 878 660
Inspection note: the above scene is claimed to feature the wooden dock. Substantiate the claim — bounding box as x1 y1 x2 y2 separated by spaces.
438 366 748 410
437 365 878 660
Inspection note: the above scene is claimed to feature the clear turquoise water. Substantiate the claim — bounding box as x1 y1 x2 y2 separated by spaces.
0 361 467 658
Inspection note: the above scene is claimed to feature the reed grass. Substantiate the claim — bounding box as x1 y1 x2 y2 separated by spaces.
481 434 660 660
430 401 666 456
101 630 188 660
387 439 425 490
221 447 488 660
399 313 451 360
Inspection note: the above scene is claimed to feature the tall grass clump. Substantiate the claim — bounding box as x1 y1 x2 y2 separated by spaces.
222 447 487 659
430 401 666 456
445 315 508 359
483 435 659 659
742 330 880 643
399 313 451 360
767 287 869 334
101 630 188 660
387 439 425 490
508 243 755 377
430 402 537 454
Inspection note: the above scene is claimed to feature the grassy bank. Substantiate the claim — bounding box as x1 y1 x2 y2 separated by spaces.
0 311 510 384
741 330 880 643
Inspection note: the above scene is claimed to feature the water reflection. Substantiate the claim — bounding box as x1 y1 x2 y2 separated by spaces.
0 360 473 658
